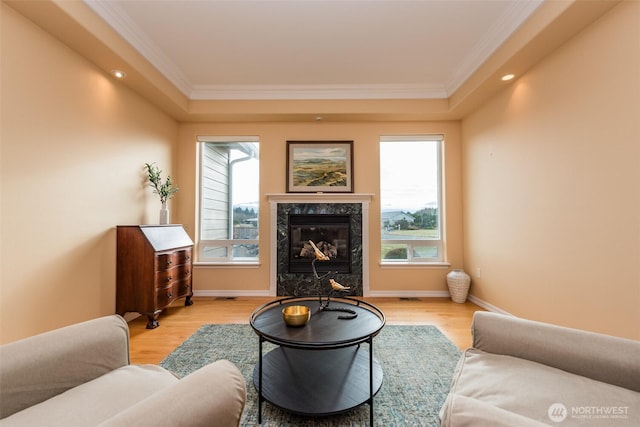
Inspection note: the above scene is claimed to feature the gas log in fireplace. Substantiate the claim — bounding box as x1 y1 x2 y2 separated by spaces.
288 214 351 273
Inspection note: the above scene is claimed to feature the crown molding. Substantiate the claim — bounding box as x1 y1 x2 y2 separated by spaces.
190 84 448 100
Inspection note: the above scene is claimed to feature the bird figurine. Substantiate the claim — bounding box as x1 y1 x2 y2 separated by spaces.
309 240 330 261
330 278 350 291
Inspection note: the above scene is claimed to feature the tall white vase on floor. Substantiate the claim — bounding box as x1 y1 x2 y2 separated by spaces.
446 269 471 303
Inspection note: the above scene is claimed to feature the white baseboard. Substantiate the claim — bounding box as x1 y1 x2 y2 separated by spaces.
367 290 451 298
467 294 512 316
123 312 141 322
193 290 271 298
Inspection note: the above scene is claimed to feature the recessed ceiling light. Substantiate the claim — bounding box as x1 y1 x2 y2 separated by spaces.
501 74 515 81
111 69 127 79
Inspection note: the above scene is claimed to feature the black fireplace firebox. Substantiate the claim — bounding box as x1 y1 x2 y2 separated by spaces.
288 214 351 273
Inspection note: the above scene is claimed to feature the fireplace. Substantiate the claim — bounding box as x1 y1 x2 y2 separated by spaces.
268 194 372 297
276 203 362 296
288 214 351 273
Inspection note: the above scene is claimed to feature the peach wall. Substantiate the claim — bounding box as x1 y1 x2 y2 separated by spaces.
176 121 463 296
462 1 640 339
0 4 177 343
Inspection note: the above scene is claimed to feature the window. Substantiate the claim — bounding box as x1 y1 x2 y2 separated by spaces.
380 135 443 263
198 137 259 263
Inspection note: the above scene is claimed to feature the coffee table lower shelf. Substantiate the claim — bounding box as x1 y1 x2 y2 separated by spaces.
253 345 383 417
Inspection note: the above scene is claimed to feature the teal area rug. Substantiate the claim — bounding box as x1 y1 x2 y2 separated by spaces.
160 324 461 426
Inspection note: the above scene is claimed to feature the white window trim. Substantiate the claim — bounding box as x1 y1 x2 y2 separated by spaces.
196 136 260 264
197 239 259 263
380 134 445 264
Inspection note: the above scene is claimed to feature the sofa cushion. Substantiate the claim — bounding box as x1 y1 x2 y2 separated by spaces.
1 365 177 426
98 360 247 427
440 348 640 427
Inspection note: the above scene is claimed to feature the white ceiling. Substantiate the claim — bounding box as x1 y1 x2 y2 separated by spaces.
84 0 543 100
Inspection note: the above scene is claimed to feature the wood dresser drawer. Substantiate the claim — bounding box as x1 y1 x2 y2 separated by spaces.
156 249 192 271
155 265 192 288
156 284 178 309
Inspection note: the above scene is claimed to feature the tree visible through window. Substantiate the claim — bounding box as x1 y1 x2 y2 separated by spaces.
380 135 443 262
198 137 259 262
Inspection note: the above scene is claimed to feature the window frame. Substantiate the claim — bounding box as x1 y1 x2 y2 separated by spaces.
196 136 260 264
380 135 444 265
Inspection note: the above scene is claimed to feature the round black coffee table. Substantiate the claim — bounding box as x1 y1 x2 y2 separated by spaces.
250 296 385 426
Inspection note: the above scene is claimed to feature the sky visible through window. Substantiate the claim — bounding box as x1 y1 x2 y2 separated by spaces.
232 156 259 207
380 140 439 212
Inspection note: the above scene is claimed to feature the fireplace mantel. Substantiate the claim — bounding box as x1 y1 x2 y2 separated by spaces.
267 193 373 296
266 193 374 204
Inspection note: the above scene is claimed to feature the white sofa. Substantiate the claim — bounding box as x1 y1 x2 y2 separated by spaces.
0 315 246 426
440 311 640 426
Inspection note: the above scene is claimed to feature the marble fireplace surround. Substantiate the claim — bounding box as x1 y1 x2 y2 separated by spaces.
267 193 373 297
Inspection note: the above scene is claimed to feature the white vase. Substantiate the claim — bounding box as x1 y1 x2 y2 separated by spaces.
446 269 471 303
159 201 169 224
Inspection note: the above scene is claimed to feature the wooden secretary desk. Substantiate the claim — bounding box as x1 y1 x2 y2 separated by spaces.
116 225 194 329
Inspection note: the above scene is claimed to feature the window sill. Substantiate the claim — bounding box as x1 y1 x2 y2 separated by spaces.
194 262 261 268
379 261 450 269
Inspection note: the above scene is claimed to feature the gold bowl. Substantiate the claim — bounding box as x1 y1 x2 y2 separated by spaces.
282 305 310 327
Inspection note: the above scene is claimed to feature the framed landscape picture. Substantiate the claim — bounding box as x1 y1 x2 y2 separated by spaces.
287 141 354 193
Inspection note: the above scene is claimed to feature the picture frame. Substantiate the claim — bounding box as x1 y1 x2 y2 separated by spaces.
286 141 354 193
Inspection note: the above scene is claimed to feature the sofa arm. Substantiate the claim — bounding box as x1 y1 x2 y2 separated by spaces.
471 311 640 392
0 315 130 418
97 360 247 427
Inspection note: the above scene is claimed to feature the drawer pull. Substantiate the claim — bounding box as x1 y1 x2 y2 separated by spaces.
184 270 190 275
166 292 173 298
185 256 191 261
166 260 173 266
166 276 173 282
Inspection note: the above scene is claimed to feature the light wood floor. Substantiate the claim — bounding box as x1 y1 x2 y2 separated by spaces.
128 297 484 364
